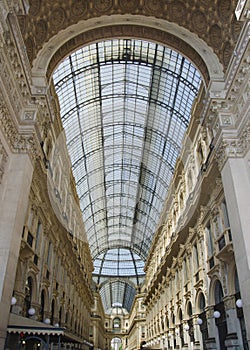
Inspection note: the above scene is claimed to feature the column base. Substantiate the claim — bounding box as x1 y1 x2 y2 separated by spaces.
224 333 240 349
205 337 217 349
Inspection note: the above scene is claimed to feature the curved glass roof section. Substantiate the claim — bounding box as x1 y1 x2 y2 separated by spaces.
93 248 145 282
53 39 201 312
99 280 136 314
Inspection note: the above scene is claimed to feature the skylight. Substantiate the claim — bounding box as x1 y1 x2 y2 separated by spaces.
53 39 201 312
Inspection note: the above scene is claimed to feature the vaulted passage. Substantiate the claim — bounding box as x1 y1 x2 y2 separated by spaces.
53 38 201 313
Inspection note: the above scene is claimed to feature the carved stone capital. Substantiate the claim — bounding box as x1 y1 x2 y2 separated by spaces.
223 295 237 310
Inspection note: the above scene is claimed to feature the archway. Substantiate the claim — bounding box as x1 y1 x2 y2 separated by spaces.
214 280 228 350
111 337 122 350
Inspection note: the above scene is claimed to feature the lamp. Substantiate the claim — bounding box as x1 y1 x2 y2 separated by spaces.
236 299 243 308
213 311 221 319
44 318 51 324
11 296 17 305
54 323 59 327
197 318 203 325
184 324 189 331
28 307 35 316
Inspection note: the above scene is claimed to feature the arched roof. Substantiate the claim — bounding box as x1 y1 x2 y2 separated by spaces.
53 38 201 312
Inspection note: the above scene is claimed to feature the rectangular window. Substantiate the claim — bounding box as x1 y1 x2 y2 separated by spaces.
35 220 42 251
27 232 34 247
47 242 52 266
193 244 199 270
206 222 214 256
221 200 230 229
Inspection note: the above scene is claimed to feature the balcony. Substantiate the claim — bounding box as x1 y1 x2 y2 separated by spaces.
20 226 34 259
216 229 234 263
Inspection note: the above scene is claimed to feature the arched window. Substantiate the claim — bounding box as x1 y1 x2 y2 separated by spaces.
187 302 192 317
199 293 206 312
198 293 208 350
187 302 194 342
113 317 121 329
214 280 224 304
234 270 240 294
178 309 184 347
206 221 214 256
214 281 227 350
193 244 199 270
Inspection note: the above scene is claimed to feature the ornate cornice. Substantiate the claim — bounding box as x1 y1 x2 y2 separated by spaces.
215 122 250 171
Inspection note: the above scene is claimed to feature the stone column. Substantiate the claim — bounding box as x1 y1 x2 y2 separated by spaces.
0 152 33 349
223 296 242 346
192 316 202 350
221 154 250 347
205 337 217 350
224 333 240 350
205 306 219 348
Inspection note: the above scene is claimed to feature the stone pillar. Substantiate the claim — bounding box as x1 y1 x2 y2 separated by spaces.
224 333 240 350
192 316 202 349
221 155 250 347
223 296 242 347
0 153 33 349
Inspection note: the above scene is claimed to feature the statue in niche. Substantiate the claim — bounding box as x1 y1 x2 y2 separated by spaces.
199 127 209 164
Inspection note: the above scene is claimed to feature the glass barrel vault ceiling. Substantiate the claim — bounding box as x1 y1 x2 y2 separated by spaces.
53 39 201 313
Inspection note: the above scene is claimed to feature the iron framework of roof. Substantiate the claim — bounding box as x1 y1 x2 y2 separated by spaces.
53 39 201 313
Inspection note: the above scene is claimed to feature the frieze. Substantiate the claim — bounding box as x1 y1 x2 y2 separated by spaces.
225 26 250 96
4 30 30 99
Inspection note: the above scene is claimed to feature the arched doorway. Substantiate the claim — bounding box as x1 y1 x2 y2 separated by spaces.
214 280 228 350
111 337 122 350
198 292 208 349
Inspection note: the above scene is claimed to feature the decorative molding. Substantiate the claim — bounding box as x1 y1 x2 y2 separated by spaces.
0 139 8 183
235 0 250 20
215 123 250 170
22 109 37 121
0 95 40 160
3 30 30 100
19 0 241 72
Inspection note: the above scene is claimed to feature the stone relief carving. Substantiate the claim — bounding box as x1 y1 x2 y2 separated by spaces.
215 123 250 170
0 96 40 160
16 0 241 71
